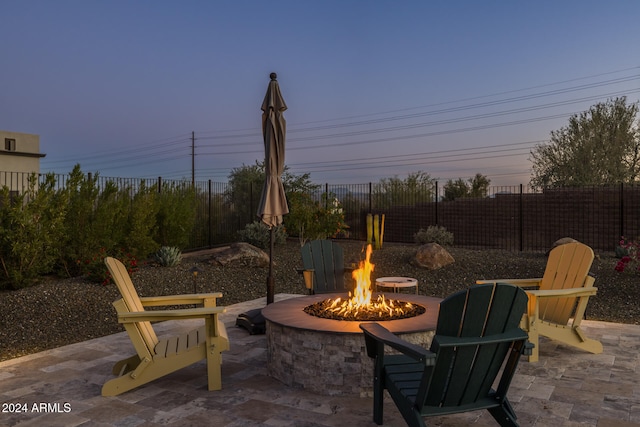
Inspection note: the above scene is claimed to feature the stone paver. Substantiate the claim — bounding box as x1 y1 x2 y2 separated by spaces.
1 294 639 426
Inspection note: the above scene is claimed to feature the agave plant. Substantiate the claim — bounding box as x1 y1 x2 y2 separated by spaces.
154 246 182 267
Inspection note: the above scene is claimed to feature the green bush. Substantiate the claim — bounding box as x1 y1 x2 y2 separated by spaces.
154 182 196 248
284 192 348 244
0 174 68 290
125 181 159 259
238 221 287 249
0 166 199 288
414 225 454 246
154 246 183 267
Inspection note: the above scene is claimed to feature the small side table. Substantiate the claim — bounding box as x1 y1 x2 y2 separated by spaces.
375 277 418 294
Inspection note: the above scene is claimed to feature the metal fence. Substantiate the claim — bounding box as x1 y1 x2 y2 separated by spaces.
2 170 639 252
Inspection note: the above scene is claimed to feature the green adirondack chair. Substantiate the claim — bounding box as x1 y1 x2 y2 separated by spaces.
360 283 532 427
299 240 352 294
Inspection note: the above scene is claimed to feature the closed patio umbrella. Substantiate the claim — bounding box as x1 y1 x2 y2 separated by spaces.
257 72 289 304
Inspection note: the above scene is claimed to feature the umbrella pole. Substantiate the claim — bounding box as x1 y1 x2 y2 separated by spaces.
267 226 275 304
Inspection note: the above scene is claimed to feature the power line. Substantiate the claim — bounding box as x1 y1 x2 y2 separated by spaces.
41 66 640 180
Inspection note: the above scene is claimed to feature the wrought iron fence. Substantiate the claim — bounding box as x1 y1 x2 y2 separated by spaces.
2 170 638 252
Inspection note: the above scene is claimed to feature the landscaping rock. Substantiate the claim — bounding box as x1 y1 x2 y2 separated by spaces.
547 237 579 256
208 242 270 267
411 243 455 270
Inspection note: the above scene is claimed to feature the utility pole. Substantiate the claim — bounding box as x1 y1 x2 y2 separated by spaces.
191 131 195 187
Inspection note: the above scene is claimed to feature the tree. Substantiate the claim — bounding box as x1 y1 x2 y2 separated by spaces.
530 97 640 189
469 173 491 197
226 161 318 227
442 173 491 201
443 178 468 201
226 162 264 225
373 171 434 208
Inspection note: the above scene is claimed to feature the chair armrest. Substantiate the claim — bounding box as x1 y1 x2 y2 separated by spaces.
360 322 435 364
139 292 223 307
433 329 528 349
476 278 542 290
118 306 226 323
527 287 598 298
296 268 315 290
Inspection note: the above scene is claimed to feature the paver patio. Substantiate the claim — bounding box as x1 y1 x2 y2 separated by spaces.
1 294 639 426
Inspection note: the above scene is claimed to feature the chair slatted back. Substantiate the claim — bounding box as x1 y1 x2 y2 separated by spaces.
301 240 346 293
105 257 159 352
538 242 594 324
420 284 528 409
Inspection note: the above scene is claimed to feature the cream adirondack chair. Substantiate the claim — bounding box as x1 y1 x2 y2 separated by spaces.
477 242 602 362
102 257 229 396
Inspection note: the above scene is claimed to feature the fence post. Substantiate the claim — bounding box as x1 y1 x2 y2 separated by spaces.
435 181 439 226
325 183 329 209
249 181 254 224
519 184 524 252
368 182 372 212
208 179 213 248
619 182 624 240
157 177 162 194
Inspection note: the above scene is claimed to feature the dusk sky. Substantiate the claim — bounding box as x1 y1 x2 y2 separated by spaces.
2 1 639 187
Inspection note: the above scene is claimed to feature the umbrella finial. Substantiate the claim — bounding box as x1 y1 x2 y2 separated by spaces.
270 72 277 80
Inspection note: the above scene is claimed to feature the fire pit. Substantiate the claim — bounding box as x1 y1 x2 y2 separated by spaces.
262 293 439 396
261 244 440 396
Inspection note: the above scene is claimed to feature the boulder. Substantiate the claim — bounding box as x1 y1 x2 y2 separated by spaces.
411 243 455 270
208 242 270 267
547 237 579 256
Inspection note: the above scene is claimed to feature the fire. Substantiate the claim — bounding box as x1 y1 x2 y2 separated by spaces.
350 243 375 306
315 244 420 320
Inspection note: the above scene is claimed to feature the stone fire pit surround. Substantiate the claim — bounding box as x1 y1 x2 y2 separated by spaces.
262 293 441 397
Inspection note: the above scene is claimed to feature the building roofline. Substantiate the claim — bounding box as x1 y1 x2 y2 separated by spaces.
0 151 46 158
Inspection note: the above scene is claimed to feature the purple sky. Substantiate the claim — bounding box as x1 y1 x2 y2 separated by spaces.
2 1 639 187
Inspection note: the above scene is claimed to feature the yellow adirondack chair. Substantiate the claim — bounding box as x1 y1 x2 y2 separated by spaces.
101 257 229 396
477 242 602 362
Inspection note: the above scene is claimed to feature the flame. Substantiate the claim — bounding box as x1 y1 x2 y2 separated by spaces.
350 243 374 306
320 244 415 320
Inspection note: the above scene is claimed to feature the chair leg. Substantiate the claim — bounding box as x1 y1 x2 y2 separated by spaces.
102 373 143 397
372 372 384 424
111 354 141 376
488 400 520 427
206 349 223 391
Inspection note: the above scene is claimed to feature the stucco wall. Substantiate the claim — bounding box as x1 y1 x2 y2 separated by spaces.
0 130 45 192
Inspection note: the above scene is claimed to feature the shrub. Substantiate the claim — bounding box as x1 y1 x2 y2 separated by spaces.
0 174 68 290
78 248 139 285
414 225 454 246
154 182 196 248
154 246 183 267
285 192 348 245
614 236 640 274
125 181 160 259
238 221 287 249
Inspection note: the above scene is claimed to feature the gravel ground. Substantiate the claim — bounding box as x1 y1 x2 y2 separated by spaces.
1 240 637 362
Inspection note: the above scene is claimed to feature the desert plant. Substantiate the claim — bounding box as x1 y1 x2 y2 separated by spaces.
238 221 287 249
154 246 183 267
414 225 454 246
